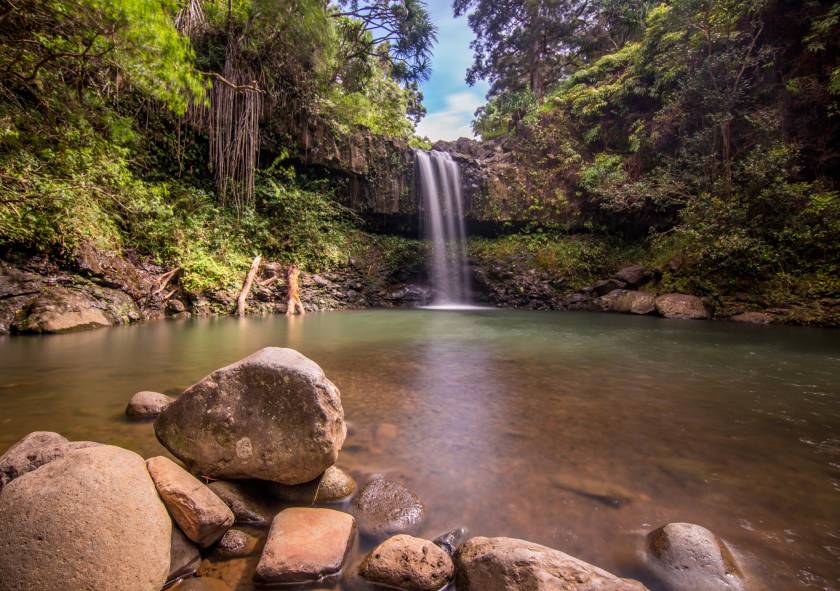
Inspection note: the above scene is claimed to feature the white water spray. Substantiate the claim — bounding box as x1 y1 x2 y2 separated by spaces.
414 150 472 306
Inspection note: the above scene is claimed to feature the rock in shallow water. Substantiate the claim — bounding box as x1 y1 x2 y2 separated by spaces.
146 456 234 547
0 445 171 591
655 293 710 320
125 390 174 419
270 466 357 504
255 507 356 584
168 527 201 582
207 480 273 526
352 477 426 539
215 528 251 558
646 522 745 591
154 347 346 485
455 536 648 591
597 289 656 315
360 534 455 591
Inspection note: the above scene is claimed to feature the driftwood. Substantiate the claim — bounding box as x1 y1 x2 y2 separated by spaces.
153 268 180 296
237 255 262 316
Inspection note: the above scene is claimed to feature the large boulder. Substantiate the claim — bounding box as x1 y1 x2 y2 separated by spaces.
730 311 773 324
154 347 346 484
12 286 138 333
0 445 171 591
146 456 234 547
0 431 69 493
126 390 175 419
646 523 745 591
255 507 356 585
597 290 656 315
352 477 427 539
455 537 648 591
655 294 710 320
360 534 455 591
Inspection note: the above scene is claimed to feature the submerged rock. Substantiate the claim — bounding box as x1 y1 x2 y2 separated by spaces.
270 466 357 504
215 528 251 558
352 477 427 539
730 311 773 324
455 537 648 591
360 534 454 591
655 293 710 320
597 289 656 315
0 445 171 591
168 527 201 583
207 480 273 526
551 473 648 507
125 390 174 419
154 347 346 484
146 456 234 547
0 431 68 493
255 507 356 585
646 523 745 591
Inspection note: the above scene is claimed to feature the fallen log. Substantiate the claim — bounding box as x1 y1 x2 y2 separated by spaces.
236 255 262 316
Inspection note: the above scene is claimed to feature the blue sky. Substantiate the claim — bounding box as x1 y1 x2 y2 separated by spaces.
415 0 489 141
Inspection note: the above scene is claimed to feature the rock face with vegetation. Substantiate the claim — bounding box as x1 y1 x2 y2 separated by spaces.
455 537 648 591
155 347 346 484
0 445 171 591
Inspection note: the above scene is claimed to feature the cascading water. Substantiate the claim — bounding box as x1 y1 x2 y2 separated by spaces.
414 149 472 306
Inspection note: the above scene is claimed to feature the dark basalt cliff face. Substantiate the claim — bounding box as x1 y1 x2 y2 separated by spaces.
281 118 571 235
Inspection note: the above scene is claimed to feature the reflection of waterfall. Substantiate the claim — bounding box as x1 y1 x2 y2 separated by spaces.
414 150 471 305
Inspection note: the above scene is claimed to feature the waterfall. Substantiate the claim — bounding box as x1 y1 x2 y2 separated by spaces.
414 150 471 306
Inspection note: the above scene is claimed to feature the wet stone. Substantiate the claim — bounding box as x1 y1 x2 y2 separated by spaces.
269 466 357 504
352 477 426 539
360 534 455 591
146 456 234 547
255 507 356 585
207 480 273 527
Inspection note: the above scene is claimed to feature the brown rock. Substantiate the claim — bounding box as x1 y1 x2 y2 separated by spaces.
655 293 710 320
215 528 253 558
614 265 652 287
270 466 357 504
168 527 201 582
597 290 656 315
154 347 346 484
126 390 174 419
730 311 773 324
0 445 171 591
11 286 138 333
455 536 648 591
352 477 426 539
207 480 273 526
647 523 745 591
0 431 68 493
146 456 234 547
255 507 356 584
360 534 454 591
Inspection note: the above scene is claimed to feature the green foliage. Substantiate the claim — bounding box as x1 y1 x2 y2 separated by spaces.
473 90 537 139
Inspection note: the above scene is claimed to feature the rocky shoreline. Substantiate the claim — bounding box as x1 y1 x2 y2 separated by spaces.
0 347 753 591
2 246 836 337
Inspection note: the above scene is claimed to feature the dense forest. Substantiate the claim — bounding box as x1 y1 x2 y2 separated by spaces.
0 0 838 323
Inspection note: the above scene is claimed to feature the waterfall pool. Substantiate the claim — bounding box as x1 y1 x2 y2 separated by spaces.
1 309 838 590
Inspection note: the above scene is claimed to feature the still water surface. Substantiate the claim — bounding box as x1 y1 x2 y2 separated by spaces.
1 310 839 590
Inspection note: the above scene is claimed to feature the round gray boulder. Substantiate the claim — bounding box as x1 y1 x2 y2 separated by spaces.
646 522 745 591
154 347 346 485
126 390 174 419
0 445 171 591
0 431 68 493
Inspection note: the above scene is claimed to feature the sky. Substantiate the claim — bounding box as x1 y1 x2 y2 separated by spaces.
415 0 489 141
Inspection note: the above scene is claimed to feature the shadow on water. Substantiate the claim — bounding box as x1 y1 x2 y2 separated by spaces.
1 310 839 590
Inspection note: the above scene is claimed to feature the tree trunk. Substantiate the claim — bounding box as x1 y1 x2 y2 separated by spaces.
237 255 262 316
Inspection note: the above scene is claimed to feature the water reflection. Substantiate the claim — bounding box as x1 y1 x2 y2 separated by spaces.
0 310 839 590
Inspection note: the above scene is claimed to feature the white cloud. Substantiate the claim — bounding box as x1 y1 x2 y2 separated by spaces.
417 91 485 141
